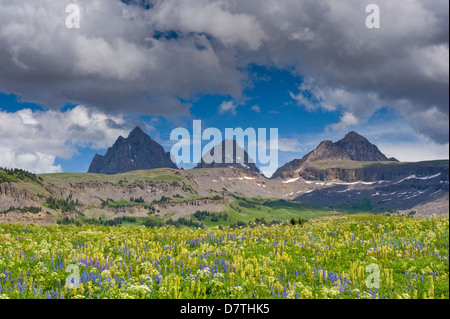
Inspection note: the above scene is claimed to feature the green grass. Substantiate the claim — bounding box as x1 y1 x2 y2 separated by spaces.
0 170 48 195
335 198 375 213
122 216 165 227
195 197 338 227
72 197 339 229
0 171 19 183
39 168 188 187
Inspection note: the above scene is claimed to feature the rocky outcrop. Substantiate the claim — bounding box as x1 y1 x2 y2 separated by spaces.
0 183 40 201
88 126 177 174
0 183 42 210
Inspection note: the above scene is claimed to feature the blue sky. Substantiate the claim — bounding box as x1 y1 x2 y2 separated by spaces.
0 66 444 176
0 0 448 175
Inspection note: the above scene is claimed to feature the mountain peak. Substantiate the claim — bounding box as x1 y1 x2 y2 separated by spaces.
335 131 390 162
128 126 147 139
88 127 177 174
345 130 360 137
196 139 260 174
341 131 366 142
272 131 395 179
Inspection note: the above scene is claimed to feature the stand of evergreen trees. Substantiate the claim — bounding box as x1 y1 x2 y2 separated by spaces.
290 217 308 226
0 206 42 215
45 195 79 213
0 167 43 185
57 216 137 226
193 211 228 222
142 217 203 229
165 217 204 229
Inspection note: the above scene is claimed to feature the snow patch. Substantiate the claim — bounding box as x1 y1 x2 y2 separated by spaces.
394 173 441 184
282 178 299 184
315 182 325 186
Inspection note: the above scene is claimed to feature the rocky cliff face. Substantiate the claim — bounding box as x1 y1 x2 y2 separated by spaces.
196 139 260 174
0 182 43 209
300 161 449 182
273 131 397 179
294 161 449 212
88 127 177 174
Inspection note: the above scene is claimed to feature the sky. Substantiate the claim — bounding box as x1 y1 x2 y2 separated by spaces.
0 0 448 177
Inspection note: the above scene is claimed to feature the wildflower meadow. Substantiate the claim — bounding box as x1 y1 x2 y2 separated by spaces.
0 215 448 299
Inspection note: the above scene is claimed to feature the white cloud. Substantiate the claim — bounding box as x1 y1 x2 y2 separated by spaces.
0 0 447 143
218 101 238 115
290 78 386 117
329 112 360 132
0 106 135 173
251 105 261 113
151 0 267 50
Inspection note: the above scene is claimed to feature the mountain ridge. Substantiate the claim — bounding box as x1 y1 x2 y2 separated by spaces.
1 161 448 226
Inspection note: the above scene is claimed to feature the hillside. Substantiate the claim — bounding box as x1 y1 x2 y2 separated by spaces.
0 167 338 226
1 160 448 226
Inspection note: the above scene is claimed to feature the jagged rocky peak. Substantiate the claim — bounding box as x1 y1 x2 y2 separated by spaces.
88 126 177 174
196 139 260 174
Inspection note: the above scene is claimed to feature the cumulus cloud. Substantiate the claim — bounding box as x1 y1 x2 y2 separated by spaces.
218 101 238 115
251 105 261 113
0 0 244 114
150 0 267 50
329 112 360 132
0 106 136 173
0 0 448 143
